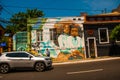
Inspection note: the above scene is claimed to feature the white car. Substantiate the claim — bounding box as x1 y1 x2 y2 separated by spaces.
0 51 52 73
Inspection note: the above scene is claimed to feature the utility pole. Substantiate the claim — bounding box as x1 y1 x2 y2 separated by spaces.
101 8 107 14
104 8 107 13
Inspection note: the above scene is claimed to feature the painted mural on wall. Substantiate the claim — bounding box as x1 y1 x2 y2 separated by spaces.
13 32 27 51
28 17 85 61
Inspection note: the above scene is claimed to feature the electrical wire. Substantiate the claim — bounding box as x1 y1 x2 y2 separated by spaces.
3 5 104 12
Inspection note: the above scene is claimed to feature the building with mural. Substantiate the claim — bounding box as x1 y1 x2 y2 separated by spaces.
26 17 85 61
13 13 120 61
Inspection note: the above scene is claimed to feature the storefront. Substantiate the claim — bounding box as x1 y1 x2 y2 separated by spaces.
83 13 120 58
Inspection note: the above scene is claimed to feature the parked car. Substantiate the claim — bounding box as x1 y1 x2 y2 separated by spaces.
0 51 52 73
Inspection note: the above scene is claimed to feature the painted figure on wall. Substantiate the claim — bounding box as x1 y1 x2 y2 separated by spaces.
54 20 85 61
68 24 82 50
58 23 70 49
56 21 72 54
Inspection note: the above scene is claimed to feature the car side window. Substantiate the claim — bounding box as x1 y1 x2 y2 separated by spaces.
17 53 29 57
6 53 18 57
6 52 29 57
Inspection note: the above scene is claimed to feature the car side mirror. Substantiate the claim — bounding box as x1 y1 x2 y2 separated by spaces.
29 55 33 60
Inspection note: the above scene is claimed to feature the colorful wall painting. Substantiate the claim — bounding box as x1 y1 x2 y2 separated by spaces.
28 17 85 61
13 32 27 51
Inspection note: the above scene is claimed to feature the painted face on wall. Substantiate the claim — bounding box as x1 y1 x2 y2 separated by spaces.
54 23 63 34
63 24 70 34
70 27 79 37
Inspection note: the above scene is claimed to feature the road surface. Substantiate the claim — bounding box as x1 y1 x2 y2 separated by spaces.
0 58 120 80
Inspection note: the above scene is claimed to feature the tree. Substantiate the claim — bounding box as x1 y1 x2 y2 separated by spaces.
110 24 120 41
5 8 44 36
26 8 44 18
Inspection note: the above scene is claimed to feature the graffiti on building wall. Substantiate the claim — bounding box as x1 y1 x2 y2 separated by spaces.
28 17 85 61
13 32 27 51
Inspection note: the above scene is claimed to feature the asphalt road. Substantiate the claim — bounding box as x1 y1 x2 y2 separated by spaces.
0 58 120 80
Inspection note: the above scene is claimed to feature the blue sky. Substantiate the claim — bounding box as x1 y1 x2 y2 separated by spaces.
0 0 120 20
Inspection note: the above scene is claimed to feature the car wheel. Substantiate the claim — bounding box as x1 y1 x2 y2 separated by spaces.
34 62 45 72
0 64 10 74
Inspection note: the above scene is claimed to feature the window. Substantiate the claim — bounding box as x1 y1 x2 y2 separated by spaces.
112 17 118 20
78 18 82 20
17 53 29 57
89 18 95 21
116 38 120 42
37 30 43 42
98 28 109 44
73 18 76 20
6 52 29 57
97 18 103 21
105 17 111 21
50 28 57 40
6 53 17 57
116 32 120 42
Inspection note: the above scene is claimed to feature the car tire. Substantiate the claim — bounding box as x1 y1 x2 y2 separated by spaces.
34 62 45 72
0 64 10 74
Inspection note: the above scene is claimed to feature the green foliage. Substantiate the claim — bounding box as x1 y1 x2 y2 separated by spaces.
110 24 120 41
26 8 44 18
5 8 44 36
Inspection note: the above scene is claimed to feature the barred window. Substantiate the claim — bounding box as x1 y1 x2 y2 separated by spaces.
50 28 57 40
37 30 43 42
98 28 109 44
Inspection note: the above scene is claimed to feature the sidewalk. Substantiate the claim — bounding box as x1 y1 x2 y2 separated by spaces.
53 56 120 65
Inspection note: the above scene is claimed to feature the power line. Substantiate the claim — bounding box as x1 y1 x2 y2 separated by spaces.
0 1 14 16
2 8 13 16
3 5 105 12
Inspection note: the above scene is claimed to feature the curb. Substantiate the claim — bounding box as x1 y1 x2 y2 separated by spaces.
53 57 120 66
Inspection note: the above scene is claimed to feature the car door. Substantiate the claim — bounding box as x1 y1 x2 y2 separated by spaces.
6 52 34 68
16 52 34 67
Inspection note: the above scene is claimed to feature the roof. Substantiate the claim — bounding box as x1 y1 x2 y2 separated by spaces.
112 4 120 13
84 21 120 25
84 12 120 24
98 12 120 16
86 12 120 17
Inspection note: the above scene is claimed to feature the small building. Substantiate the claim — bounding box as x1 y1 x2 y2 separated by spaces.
14 17 86 61
27 17 85 61
0 24 5 53
83 12 120 58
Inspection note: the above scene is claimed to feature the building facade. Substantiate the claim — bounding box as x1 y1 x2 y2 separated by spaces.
83 12 120 58
13 13 120 61
14 17 85 61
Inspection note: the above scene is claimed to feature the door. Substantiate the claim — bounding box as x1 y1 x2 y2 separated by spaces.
87 37 97 58
16 53 33 67
6 52 33 67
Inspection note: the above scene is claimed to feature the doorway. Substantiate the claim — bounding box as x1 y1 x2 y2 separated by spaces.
87 37 97 58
